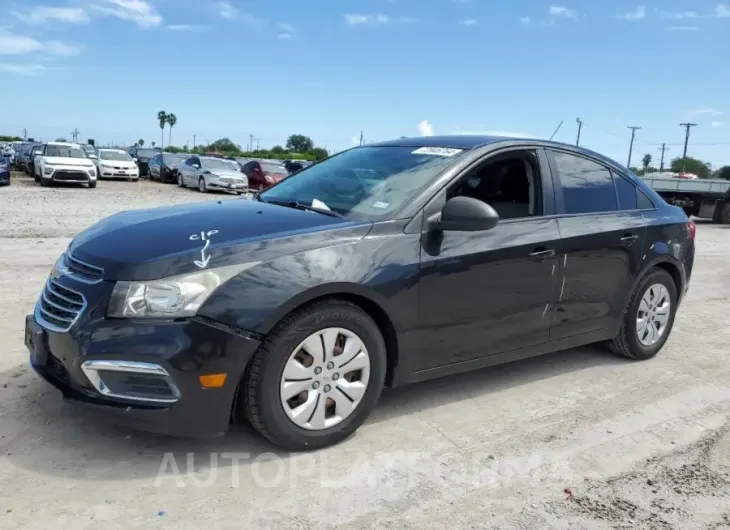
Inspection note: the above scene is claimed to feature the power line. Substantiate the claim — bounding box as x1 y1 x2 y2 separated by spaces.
626 126 641 168
679 122 697 173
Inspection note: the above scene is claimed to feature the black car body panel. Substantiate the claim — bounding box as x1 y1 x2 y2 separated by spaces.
26 136 695 438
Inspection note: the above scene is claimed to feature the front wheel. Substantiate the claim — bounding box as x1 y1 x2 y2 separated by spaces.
240 299 387 451
608 268 678 360
88 181 97 189
177 173 185 187
198 177 207 193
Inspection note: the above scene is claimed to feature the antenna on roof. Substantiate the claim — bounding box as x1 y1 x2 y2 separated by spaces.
549 120 563 141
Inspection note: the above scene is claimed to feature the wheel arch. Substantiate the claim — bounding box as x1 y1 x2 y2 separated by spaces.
638 256 684 301
260 283 401 387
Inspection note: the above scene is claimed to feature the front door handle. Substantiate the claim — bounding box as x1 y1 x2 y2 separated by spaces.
528 248 556 260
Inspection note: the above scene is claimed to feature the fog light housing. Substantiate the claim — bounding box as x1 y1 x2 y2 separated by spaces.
44 167 53 175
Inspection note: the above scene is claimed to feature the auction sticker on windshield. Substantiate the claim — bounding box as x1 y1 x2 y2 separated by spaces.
411 147 463 157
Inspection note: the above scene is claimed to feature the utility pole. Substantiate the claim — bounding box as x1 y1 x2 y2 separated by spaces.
658 143 670 172
71 128 80 143
575 117 583 146
626 126 641 168
249 134 254 152
679 122 697 173
22 128 27 140
256 138 260 151
192 134 196 149
359 131 364 146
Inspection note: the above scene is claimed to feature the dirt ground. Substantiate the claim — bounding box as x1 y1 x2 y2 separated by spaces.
1 172 729 529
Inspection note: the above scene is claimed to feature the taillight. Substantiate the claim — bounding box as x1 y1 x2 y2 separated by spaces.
687 220 696 240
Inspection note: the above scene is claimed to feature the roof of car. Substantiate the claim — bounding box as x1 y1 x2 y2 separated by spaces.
370 135 517 149
98 148 126 152
46 142 81 147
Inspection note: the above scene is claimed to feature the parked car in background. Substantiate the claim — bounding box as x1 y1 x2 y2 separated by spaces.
284 159 314 175
96 149 139 180
0 155 9 186
35 142 97 188
16 142 40 173
82 144 98 160
148 153 188 183
27 144 44 177
177 155 248 193
242 159 289 191
127 146 161 177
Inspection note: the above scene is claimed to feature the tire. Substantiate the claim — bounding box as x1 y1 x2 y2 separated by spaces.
608 268 678 360
39 176 50 187
34 174 39 183
720 203 730 225
88 181 97 189
198 177 207 193
240 299 387 451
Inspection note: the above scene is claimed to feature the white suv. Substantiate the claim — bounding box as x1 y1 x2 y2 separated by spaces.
35 142 97 188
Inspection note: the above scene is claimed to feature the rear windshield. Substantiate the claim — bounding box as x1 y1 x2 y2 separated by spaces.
136 149 159 158
261 162 287 174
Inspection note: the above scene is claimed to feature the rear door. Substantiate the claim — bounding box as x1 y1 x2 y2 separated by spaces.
547 149 647 340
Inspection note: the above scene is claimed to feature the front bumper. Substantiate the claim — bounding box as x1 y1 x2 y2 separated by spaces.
44 165 96 183
98 166 139 179
26 308 261 437
208 180 248 191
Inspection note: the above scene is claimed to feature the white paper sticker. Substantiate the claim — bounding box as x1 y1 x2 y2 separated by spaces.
411 147 463 157
311 198 330 211
372 201 390 209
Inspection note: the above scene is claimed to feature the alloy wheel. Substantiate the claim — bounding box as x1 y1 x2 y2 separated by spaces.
279 327 371 431
636 283 671 346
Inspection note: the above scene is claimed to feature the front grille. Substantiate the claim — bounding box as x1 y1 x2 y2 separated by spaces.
66 253 104 282
37 280 86 332
53 170 89 182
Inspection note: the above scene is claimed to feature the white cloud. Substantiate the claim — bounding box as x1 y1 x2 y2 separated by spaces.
167 24 205 31
91 0 162 28
279 23 295 33
717 4 730 17
217 1 238 20
417 120 434 136
277 33 292 39
456 130 536 138
13 6 89 25
619 6 646 21
0 33 80 56
660 10 700 19
665 25 699 30
459 19 477 26
0 62 46 75
520 16 531 23
712 121 725 128
549 6 577 18
344 14 416 26
688 107 723 117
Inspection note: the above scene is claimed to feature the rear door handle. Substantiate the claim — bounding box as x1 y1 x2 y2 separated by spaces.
621 234 640 243
528 248 556 260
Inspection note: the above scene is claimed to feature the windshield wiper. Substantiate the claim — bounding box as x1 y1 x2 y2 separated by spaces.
263 198 344 218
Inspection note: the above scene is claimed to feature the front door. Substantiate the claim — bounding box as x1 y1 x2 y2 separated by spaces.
415 148 561 373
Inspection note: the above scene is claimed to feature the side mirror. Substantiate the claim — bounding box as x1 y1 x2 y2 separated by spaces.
88 154 97 159
133 158 138 163
428 196 499 232
193 163 201 169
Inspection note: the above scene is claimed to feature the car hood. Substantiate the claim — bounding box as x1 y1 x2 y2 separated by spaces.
208 170 245 179
69 199 371 281
43 156 95 167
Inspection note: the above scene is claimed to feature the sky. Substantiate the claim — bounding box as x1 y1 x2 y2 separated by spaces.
1 0 729 167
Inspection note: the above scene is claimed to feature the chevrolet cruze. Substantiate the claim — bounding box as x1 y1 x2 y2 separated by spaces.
26 136 695 450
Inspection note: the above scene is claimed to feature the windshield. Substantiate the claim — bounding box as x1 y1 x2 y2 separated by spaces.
201 158 240 171
136 149 158 158
82 145 95 154
100 150 133 161
45 145 87 158
260 145 465 220
261 162 287 174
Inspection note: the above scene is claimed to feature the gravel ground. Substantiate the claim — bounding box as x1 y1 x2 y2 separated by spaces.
1 171 729 529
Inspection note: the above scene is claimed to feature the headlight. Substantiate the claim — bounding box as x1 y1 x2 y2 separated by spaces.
107 263 258 318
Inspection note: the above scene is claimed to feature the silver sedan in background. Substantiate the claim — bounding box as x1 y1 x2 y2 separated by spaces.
177 155 248 194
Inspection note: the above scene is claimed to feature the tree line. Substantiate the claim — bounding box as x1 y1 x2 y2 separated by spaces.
631 153 730 181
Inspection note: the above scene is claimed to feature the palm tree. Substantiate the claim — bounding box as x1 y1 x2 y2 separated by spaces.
157 110 167 149
138 139 144 146
151 141 156 147
167 113 177 147
642 153 652 172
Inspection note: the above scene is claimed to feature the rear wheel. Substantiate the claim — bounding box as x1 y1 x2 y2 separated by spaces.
720 203 730 225
608 268 678 360
240 299 387 451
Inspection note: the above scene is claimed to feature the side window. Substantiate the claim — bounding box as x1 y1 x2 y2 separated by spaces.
553 152 616 214
447 151 541 220
637 188 655 210
614 173 638 210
